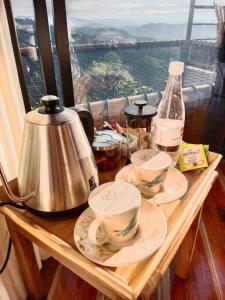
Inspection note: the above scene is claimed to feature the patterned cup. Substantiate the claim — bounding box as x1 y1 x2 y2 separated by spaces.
131 149 172 197
88 181 141 246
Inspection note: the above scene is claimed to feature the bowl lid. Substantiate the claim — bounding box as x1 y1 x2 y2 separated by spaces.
92 130 124 151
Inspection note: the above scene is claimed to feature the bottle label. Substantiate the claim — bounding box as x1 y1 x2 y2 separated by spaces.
154 119 184 147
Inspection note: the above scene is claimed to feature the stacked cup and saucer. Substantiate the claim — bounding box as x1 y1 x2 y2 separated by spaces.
74 149 188 266
74 181 167 266
116 149 188 205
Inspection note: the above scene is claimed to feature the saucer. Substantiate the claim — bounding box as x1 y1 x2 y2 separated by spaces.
74 200 167 267
115 164 188 205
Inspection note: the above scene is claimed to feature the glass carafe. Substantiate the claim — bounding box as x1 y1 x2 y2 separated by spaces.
124 100 157 154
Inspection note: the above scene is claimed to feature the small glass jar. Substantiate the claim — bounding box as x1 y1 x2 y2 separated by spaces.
92 130 128 183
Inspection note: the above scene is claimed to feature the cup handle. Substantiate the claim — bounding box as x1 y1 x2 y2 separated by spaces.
88 219 109 245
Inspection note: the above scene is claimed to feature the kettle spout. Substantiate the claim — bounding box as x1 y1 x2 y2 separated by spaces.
0 162 35 203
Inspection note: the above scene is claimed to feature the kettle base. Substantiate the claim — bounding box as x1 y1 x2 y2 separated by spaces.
23 202 88 218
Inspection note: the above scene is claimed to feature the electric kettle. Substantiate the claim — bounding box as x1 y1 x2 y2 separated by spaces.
0 95 98 216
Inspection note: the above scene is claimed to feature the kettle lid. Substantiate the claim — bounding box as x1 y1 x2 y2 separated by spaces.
25 95 77 125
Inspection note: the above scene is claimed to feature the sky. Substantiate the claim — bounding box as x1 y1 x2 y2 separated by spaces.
11 0 218 25
65 0 190 24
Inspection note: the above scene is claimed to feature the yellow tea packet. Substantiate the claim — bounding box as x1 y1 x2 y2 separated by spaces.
179 143 208 172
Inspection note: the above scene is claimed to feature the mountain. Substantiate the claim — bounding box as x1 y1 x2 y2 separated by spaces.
125 23 216 41
85 19 146 27
68 17 114 29
15 16 216 44
68 17 94 27
66 18 217 41
71 27 155 44
15 16 35 26
126 23 187 41
68 17 145 28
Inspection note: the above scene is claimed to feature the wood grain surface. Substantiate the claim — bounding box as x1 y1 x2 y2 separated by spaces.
0 152 222 300
35 160 225 300
171 160 225 300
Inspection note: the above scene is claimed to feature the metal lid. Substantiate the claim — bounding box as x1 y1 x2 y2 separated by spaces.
124 100 157 119
92 130 123 151
38 95 64 114
25 95 78 125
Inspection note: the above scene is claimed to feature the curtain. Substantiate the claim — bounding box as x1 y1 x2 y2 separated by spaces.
0 0 28 299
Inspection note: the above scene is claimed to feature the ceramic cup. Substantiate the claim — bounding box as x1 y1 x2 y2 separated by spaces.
130 149 172 197
88 181 141 246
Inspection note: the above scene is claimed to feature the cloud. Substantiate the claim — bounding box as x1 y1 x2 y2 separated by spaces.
11 0 190 23
65 0 189 20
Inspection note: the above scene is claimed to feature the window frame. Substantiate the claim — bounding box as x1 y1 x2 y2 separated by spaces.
4 0 31 112
4 0 75 110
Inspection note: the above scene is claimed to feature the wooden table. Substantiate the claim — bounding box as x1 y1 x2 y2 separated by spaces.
0 152 222 300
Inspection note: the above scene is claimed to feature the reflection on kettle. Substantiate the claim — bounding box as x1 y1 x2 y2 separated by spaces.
0 95 99 216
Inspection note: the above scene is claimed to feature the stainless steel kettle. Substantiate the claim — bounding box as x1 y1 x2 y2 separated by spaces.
0 95 98 216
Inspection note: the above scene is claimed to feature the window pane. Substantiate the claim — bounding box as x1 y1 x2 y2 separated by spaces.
11 0 46 108
65 0 217 103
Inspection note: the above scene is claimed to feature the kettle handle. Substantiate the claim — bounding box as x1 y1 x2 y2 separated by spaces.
0 162 35 203
71 107 95 145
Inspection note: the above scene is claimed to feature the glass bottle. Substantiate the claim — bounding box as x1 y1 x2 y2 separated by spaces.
153 62 185 163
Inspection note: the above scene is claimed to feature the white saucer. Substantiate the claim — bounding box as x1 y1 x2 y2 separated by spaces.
115 164 188 205
74 200 167 267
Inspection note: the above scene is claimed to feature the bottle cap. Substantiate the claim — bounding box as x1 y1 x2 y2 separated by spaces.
169 61 184 75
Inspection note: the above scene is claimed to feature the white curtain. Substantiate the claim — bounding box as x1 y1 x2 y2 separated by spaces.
0 0 28 299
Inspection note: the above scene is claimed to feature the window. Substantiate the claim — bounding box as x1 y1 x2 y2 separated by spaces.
64 0 218 103
4 0 221 108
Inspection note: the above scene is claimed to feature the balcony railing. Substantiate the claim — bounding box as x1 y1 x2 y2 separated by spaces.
18 39 217 107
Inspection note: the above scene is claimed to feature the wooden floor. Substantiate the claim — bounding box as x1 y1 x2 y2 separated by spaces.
171 161 225 300
41 161 225 300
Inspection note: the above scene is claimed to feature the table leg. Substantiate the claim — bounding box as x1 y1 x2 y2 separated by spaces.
6 218 43 300
175 207 203 279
